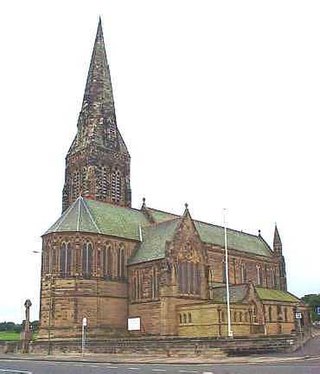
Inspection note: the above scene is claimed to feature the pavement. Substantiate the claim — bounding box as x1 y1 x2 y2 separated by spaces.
1 335 319 365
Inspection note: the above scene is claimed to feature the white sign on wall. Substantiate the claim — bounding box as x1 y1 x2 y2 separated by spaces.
128 317 141 331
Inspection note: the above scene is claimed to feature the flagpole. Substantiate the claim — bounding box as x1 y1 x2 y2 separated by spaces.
224 208 233 338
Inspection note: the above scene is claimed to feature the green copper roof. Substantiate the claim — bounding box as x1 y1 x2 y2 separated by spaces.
256 288 300 303
129 219 180 265
45 198 273 261
45 197 149 240
195 221 272 257
147 208 271 257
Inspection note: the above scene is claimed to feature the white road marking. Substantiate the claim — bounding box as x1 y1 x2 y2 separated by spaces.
152 370 167 372
202 372 214 374
0 370 32 374
179 371 198 373
128 368 140 371
106 367 119 369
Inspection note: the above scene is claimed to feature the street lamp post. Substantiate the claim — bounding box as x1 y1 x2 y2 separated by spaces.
82 317 87 356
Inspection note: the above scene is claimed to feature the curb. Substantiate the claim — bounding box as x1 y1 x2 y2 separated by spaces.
1 354 319 365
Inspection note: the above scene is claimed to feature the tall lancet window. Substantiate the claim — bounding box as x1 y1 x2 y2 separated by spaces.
60 242 72 277
72 171 81 200
101 244 111 278
118 245 125 279
178 262 200 295
101 167 108 196
111 168 121 203
82 241 93 277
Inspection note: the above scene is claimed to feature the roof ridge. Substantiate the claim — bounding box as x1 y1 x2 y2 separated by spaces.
82 198 101 233
147 207 180 217
83 197 144 214
55 198 79 231
147 206 261 239
195 219 260 239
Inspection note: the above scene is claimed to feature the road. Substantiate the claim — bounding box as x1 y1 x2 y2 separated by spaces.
0 358 320 374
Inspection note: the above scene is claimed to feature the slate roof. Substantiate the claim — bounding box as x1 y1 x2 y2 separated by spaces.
256 288 300 303
45 197 273 262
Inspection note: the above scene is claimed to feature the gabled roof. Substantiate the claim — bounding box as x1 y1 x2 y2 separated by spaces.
195 221 272 257
256 287 300 303
129 219 180 265
147 208 272 258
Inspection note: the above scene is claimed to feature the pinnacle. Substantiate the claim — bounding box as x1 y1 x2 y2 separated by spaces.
273 224 282 249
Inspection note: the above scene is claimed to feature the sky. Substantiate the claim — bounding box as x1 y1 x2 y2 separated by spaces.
0 0 319 323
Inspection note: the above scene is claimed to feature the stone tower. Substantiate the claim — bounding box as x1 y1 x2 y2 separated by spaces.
62 18 131 212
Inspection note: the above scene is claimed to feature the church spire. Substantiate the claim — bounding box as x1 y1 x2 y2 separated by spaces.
273 224 282 254
62 19 131 212
81 16 115 115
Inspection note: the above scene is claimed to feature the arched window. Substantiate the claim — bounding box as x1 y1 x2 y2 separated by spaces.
264 265 268 287
241 263 247 283
256 265 262 285
252 304 257 323
106 246 112 277
133 276 138 300
269 306 272 321
52 247 57 273
222 261 226 283
101 166 108 196
188 313 192 323
179 314 182 324
118 245 125 279
111 168 121 203
239 312 243 322
82 167 88 195
101 246 107 277
151 266 158 299
183 314 187 323
178 262 200 295
60 242 71 277
134 271 142 300
42 250 48 275
284 308 288 322
72 170 81 199
271 268 278 288
277 305 282 321
82 241 93 277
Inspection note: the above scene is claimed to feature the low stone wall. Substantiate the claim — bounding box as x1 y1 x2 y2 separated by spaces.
30 334 299 356
0 341 20 354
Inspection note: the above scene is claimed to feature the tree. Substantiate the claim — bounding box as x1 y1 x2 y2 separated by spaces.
0 322 22 332
301 294 320 322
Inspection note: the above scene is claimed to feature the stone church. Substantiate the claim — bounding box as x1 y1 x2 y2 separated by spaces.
38 19 307 341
